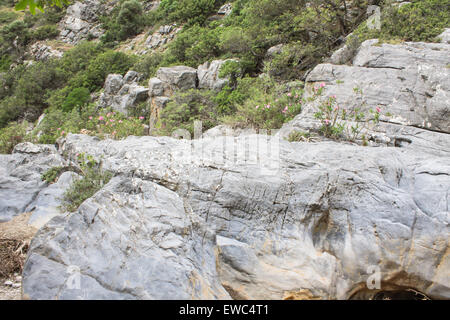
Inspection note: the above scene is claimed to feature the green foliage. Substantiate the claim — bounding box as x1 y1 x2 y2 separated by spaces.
222 77 305 130
287 130 311 142
355 0 450 43
218 60 242 88
41 166 63 183
61 87 90 112
155 0 222 26
101 0 145 44
35 104 147 144
0 9 18 25
157 89 220 136
31 24 60 40
0 121 28 154
14 0 69 15
312 84 384 142
82 50 137 91
0 54 11 72
61 152 112 212
132 52 164 81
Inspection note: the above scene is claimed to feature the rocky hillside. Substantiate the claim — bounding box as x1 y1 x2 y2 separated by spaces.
0 0 449 300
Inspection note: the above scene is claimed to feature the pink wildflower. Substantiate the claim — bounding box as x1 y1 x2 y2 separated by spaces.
110 119 114 122
255 105 260 110
139 116 145 120
89 116 93 120
287 93 292 97
320 82 326 88
119 120 123 123
265 104 271 109
324 119 330 125
99 116 104 121
376 107 381 113
107 112 112 117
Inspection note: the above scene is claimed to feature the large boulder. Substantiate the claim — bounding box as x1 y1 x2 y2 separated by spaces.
156 66 198 91
21 130 450 299
294 39 450 135
0 143 66 223
98 72 148 115
438 28 450 44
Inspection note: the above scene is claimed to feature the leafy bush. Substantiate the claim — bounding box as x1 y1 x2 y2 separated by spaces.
355 0 450 43
0 121 28 154
287 130 311 142
61 87 90 112
61 153 112 212
155 0 222 26
312 84 384 142
101 0 145 44
41 166 64 184
82 50 137 91
132 52 164 81
0 10 18 25
156 89 220 136
31 24 60 40
222 77 305 130
37 105 147 144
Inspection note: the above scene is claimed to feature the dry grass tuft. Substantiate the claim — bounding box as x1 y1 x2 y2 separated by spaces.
0 212 37 280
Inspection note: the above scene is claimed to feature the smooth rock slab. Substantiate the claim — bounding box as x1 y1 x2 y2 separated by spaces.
23 177 230 300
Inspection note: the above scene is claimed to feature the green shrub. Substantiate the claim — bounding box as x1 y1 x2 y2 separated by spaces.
101 0 145 44
41 166 64 184
83 50 137 91
61 153 113 212
132 52 164 81
287 130 311 142
61 87 90 112
157 89 220 136
0 10 18 25
37 105 147 144
222 77 305 130
0 54 11 72
31 24 60 40
355 0 450 43
0 121 29 154
157 0 222 25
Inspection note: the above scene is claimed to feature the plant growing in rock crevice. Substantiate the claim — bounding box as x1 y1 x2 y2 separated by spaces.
61 152 112 212
313 84 385 143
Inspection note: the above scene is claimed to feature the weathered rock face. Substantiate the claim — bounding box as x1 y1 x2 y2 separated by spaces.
197 59 236 90
143 24 181 52
294 39 450 135
217 3 233 16
438 28 450 44
58 0 111 44
28 42 64 61
98 71 148 114
156 66 198 91
0 143 67 224
21 128 449 299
